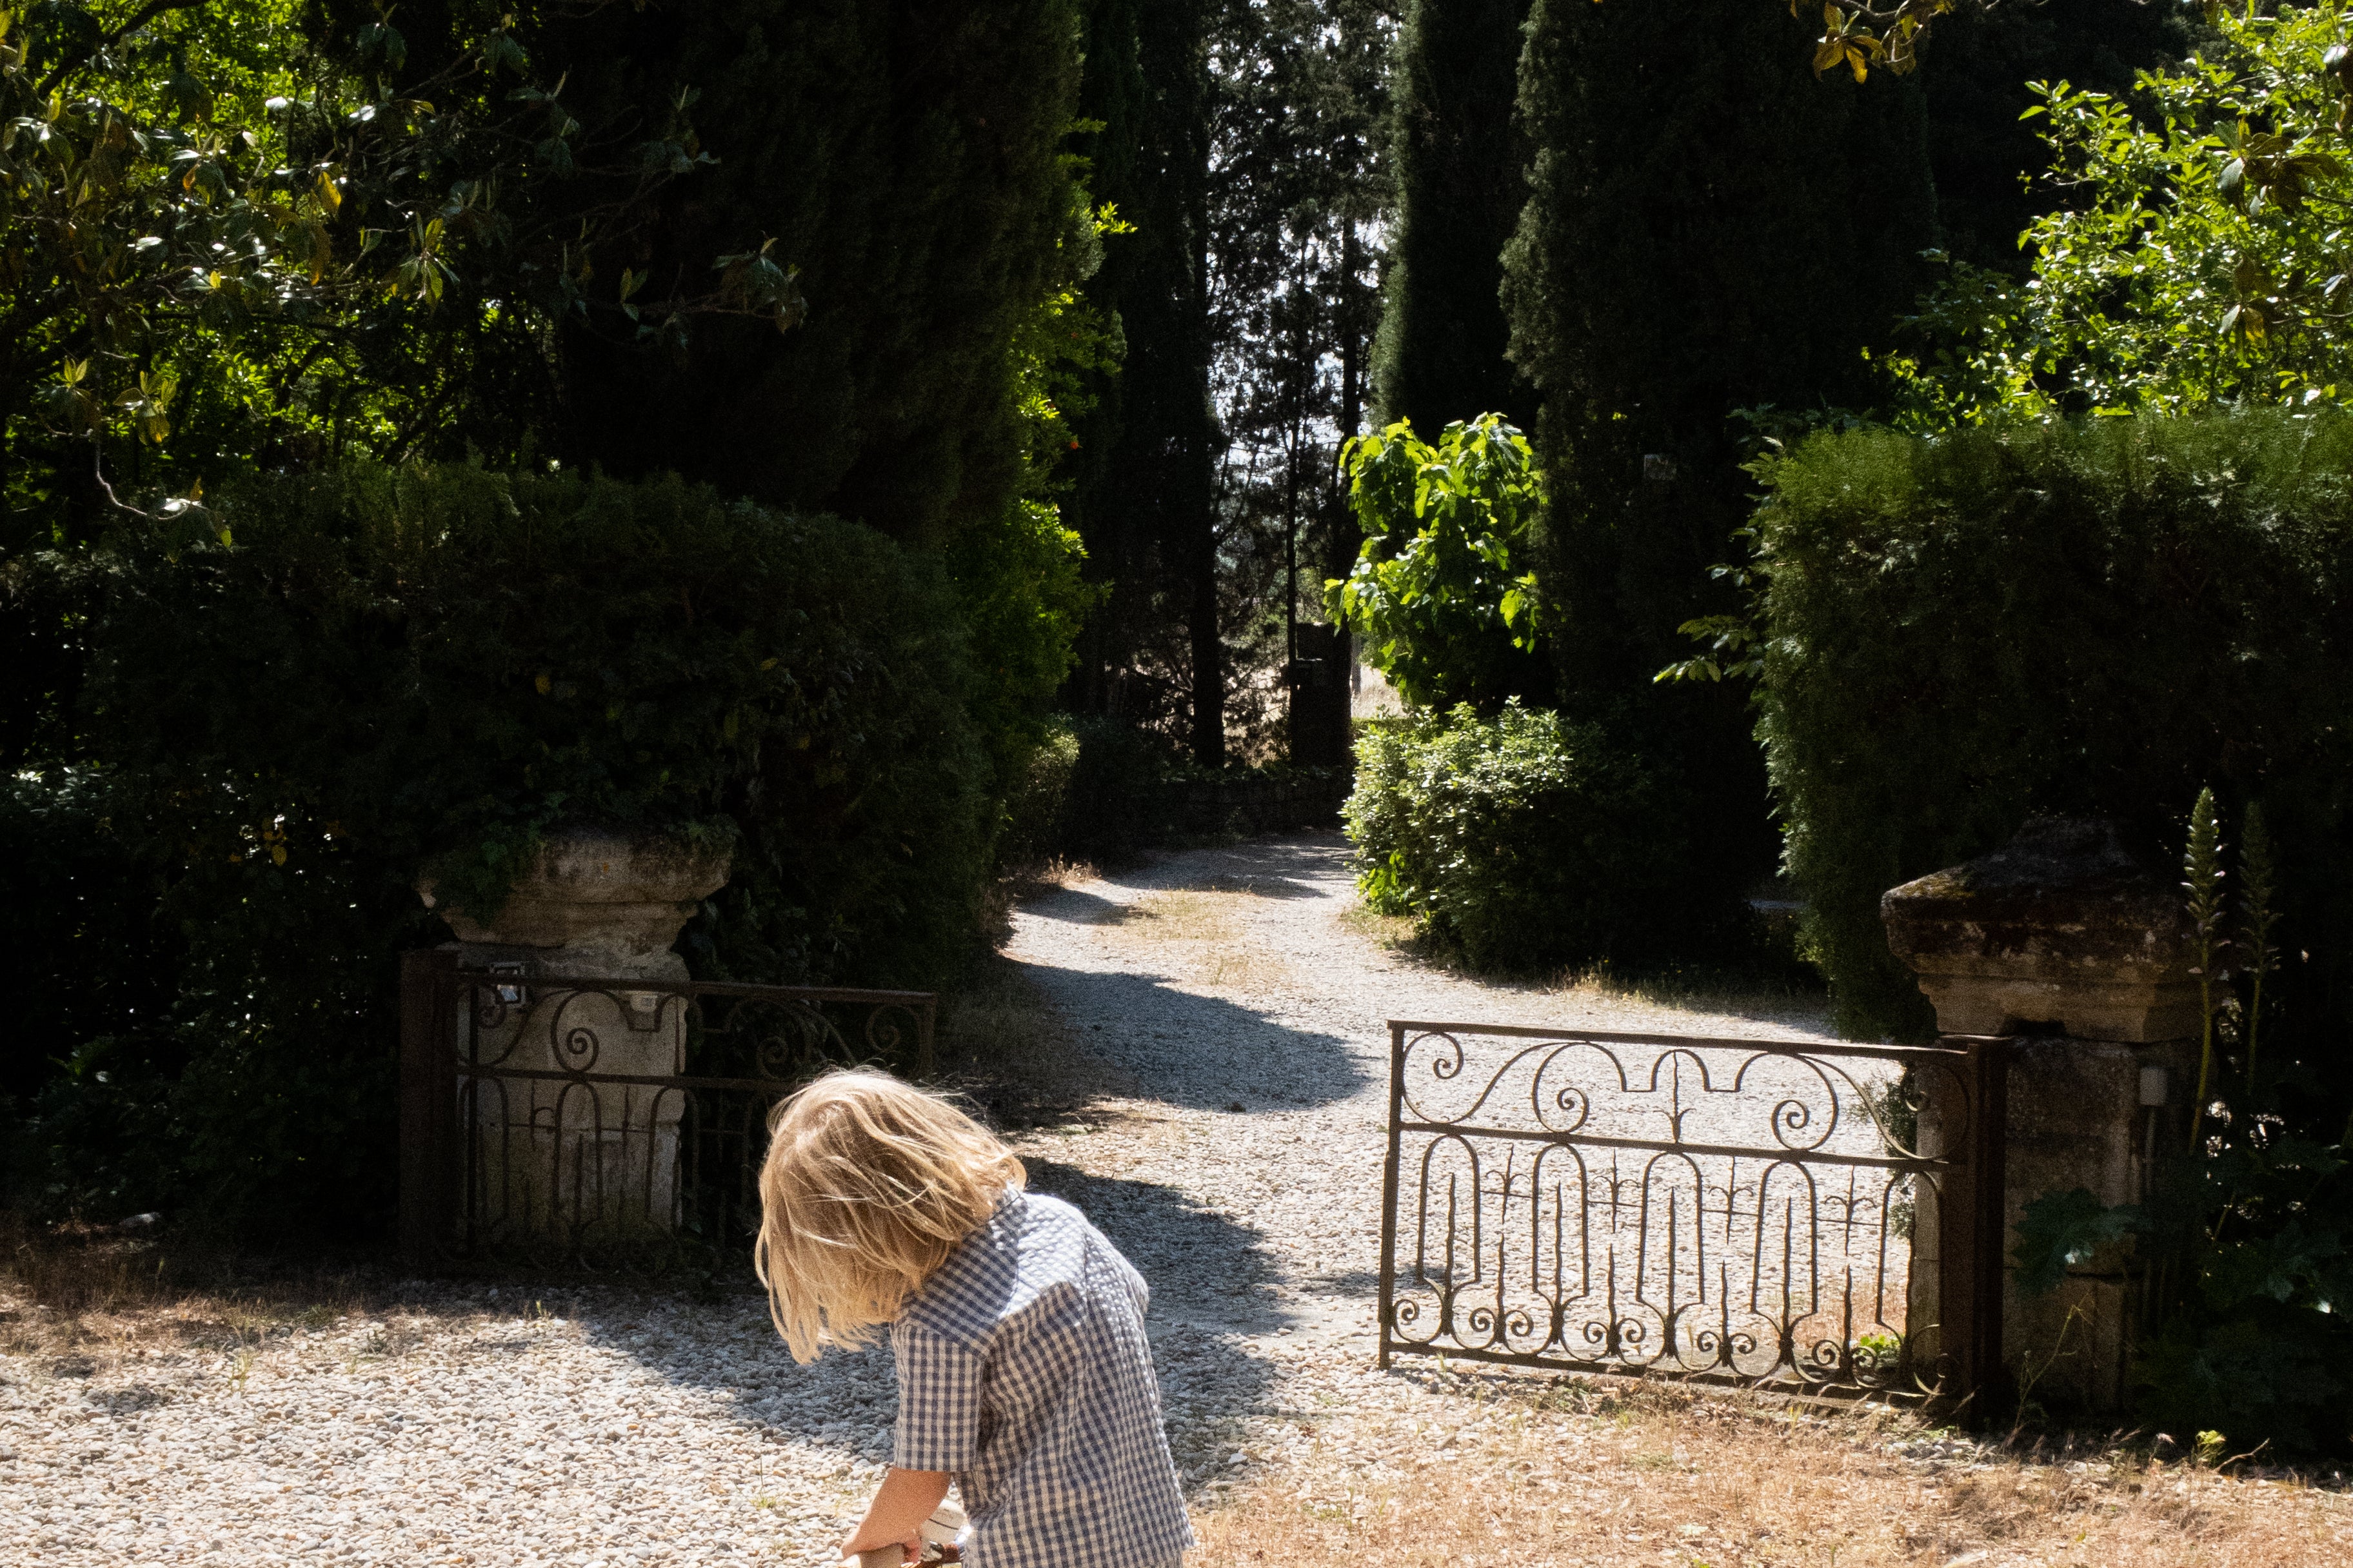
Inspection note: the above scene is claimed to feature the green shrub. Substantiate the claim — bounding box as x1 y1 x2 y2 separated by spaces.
1754 412 2353 1049
997 715 1083 868
12 462 988 1232
1343 702 1718 972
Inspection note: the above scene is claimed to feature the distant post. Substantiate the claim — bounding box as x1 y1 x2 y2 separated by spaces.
1286 623 1354 769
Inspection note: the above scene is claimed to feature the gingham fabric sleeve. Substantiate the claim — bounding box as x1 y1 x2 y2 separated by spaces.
891 1320 984 1473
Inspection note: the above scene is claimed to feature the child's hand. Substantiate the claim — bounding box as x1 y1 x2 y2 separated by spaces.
839 1523 920 1567
840 1467 951 1566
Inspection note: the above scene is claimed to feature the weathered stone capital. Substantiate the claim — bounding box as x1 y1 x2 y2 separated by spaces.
417 829 731 977
1881 816 2198 1043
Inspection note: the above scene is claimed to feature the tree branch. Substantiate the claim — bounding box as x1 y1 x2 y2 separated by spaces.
35 0 208 101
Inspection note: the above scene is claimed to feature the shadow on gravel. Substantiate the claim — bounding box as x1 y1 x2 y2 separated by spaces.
1022 965 1369 1110
1020 1157 1289 1492
1155 869 1325 899
1021 1158 1288 1334
1024 886 1130 924
1025 833 1351 923
567 1285 904 1461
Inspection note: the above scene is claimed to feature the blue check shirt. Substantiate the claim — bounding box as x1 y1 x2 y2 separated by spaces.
891 1189 1193 1568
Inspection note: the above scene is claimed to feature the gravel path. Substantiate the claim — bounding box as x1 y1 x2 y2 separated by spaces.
2 831 1840 1567
998 831 1840 1355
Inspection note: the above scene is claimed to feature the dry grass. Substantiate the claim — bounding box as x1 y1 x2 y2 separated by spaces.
1543 960 1828 1032
980 855 1104 947
1 1245 381 1374
1337 902 1828 1029
1193 1373 2350 1568
1084 888 1294 995
1338 902 1421 949
2 1215 175 1323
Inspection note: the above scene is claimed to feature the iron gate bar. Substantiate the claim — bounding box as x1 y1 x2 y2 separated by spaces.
1382 1018 1976 1064
397 950 939 1269
1942 1033 2010 1407
1376 1018 2006 1408
1390 1124 1954 1170
452 1066 857 1094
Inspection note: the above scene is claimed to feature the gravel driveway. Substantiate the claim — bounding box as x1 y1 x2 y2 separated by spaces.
3 831 1838 1567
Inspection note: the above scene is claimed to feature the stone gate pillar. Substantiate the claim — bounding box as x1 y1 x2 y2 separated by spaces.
417 832 730 1244
1883 817 2194 1414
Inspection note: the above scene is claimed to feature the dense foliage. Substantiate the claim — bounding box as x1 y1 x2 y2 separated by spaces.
10 466 986 1229
1895 5 2353 426
1325 414 1549 712
1504 0 1940 931
1371 0 1531 435
1752 412 2353 1058
1346 703 1711 973
1058 0 1393 763
539 0 1085 546
0 1 791 535
1203 0 1393 672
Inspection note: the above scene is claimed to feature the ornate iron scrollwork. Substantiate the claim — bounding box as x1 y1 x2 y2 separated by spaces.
1382 1023 1970 1402
442 971 937 1273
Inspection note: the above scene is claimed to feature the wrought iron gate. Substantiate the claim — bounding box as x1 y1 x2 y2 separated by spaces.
398 949 935 1270
1378 1021 2006 1403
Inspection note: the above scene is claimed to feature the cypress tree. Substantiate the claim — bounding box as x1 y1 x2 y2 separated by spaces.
1372 0 1533 435
544 0 1086 544
1504 0 1938 917
1063 0 1222 763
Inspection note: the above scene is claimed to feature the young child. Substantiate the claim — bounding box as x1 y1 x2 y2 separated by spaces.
755 1069 1193 1568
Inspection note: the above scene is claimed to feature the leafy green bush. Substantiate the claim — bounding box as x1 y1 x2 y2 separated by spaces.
12 463 988 1232
1753 412 2353 1049
997 715 1084 868
1325 415 1551 711
1344 702 1714 972
82 462 990 981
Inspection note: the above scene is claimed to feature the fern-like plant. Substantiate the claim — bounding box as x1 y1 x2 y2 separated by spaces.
2183 786 2228 1151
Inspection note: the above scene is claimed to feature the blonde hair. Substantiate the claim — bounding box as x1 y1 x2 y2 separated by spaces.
753 1068 1025 1363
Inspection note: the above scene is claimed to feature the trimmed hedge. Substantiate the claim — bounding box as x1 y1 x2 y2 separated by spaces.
11 464 988 1231
1344 702 1727 972
1756 412 2353 1057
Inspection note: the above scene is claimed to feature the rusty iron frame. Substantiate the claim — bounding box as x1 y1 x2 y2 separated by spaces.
1376 1020 2007 1408
399 949 936 1269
